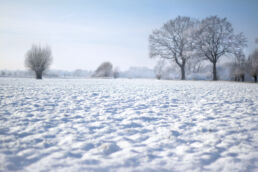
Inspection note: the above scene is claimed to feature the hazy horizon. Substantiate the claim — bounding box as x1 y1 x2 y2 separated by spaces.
1 0 258 71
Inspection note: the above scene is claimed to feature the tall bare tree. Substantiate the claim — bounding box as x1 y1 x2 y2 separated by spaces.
25 44 53 79
194 16 246 80
149 16 197 80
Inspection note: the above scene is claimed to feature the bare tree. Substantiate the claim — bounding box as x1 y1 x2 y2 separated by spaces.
247 49 258 82
113 67 120 78
92 62 113 78
25 44 53 79
154 59 165 80
231 50 246 81
149 16 198 80
194 16 246 80
1 71 6 77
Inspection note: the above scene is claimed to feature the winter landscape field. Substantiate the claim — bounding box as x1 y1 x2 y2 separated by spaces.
0 78 257 172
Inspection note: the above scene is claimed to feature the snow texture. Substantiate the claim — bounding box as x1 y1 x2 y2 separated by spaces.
0 78 257 172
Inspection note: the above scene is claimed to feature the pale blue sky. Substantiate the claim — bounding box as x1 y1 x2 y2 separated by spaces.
0 0 258 70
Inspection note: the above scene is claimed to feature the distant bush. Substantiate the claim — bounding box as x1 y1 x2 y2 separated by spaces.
92 62 113 78
25 44 53 79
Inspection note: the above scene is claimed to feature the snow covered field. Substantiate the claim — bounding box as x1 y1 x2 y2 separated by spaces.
0 78 257 172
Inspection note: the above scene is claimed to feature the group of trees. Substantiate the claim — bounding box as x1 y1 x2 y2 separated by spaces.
248 49 258 82
231 49 258 82
24 16 257 82
149 16 249 81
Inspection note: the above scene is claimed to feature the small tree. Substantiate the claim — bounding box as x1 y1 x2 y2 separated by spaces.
195 16 246 80
231 50 246 81
154 59 165 80
25 44 53 79
149 16 198 80
92 62 113 78
247 49 258 82
113 67 120 78
1 71 5 76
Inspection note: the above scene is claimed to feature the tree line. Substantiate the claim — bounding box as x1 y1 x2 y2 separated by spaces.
24 15 257 82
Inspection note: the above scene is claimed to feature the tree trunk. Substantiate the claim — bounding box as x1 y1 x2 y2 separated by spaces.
254 75 257 83
156 74 161 80
36 71 42 79
241 75 245 82
180 66 185 80
212 62 217 81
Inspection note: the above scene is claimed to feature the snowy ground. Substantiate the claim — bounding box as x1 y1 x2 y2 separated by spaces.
0 78 257 172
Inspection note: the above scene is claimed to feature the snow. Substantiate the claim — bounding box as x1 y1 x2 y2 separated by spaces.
0 78 257 172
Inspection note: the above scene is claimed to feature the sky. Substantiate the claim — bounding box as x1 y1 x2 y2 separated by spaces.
0 0 258 71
